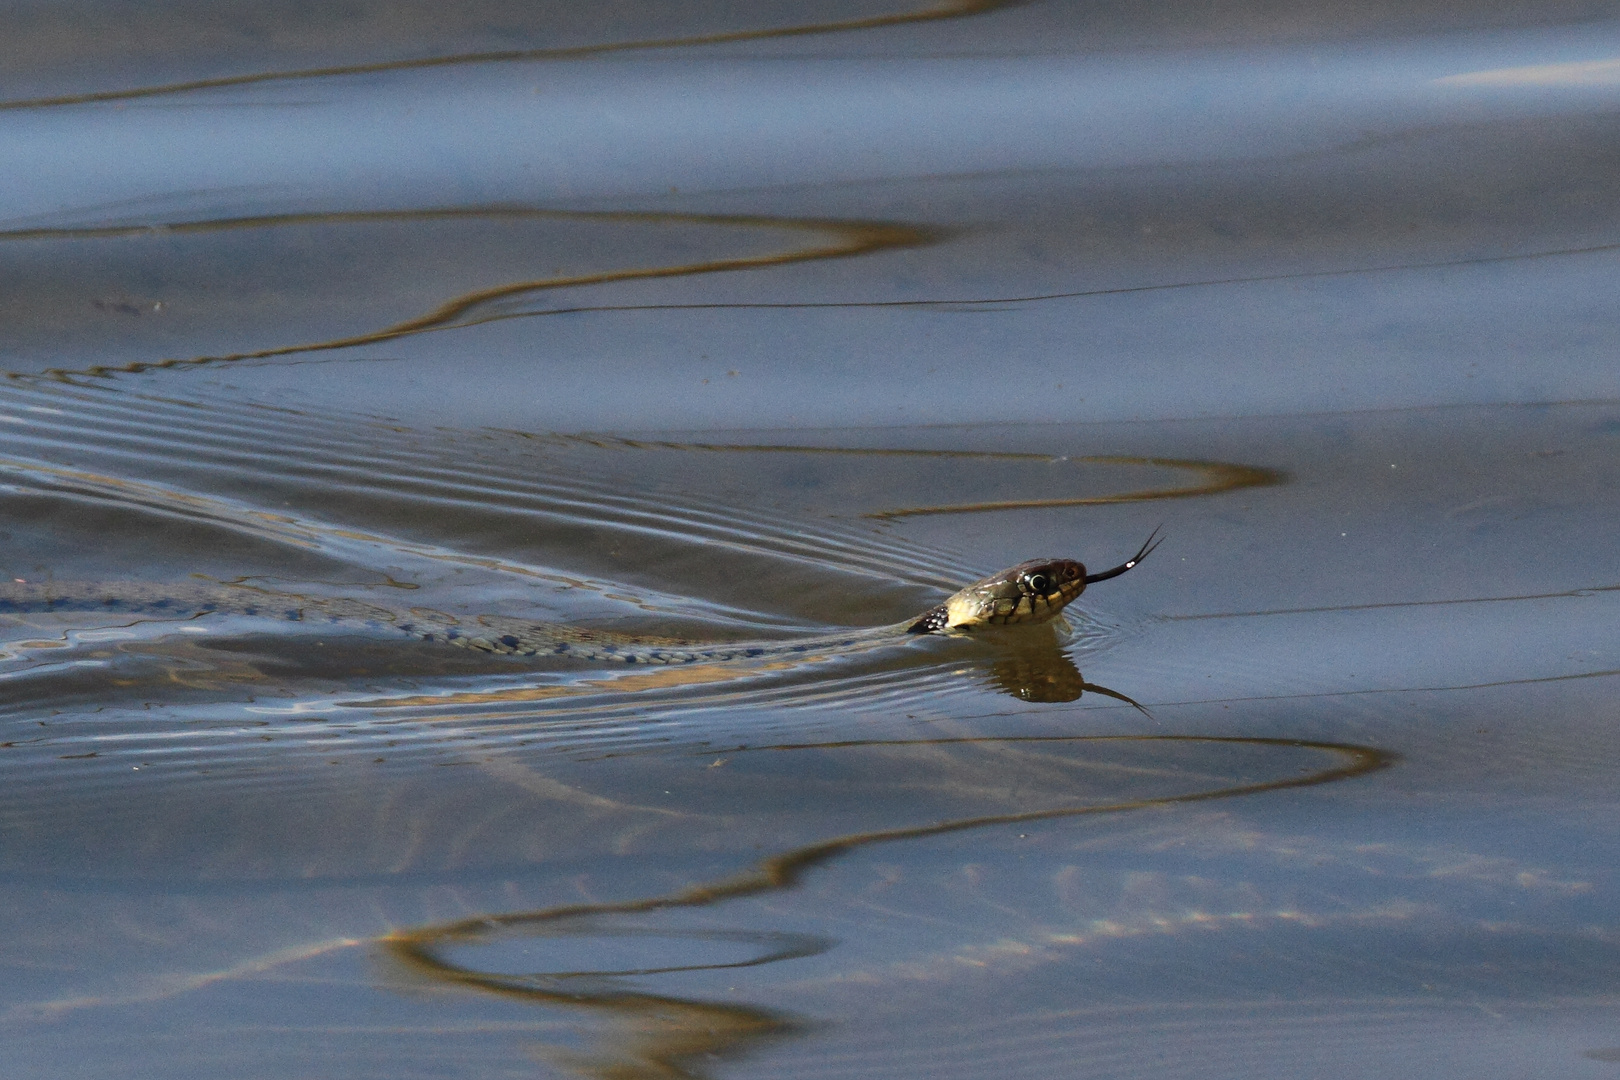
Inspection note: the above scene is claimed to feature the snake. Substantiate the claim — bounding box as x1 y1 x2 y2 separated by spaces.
0 532 1160 667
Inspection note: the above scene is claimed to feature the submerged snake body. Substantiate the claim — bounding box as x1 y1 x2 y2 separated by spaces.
0 539 1158 665
0 585 883 664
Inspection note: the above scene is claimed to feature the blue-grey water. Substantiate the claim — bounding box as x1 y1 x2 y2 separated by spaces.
1 2 1618 1077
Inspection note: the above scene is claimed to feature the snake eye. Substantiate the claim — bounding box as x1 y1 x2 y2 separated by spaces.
1027 573 1050 593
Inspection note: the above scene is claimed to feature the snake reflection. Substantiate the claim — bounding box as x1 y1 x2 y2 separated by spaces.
384 735 1394 1080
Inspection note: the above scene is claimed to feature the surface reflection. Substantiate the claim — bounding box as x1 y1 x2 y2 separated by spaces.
571 439 1284 518
2 1 1617 1069
984 643 1132 704
385 735 1393 1079
0 209 933 378
0 0 1024 111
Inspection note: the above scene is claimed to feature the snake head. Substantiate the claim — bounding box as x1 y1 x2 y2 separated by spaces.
907 558 1087 634
906 530 1162 635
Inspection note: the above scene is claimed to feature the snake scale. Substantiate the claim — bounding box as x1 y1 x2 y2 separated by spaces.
0 534 1159 666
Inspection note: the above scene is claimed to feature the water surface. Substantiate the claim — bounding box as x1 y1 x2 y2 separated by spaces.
1 1 1618 1077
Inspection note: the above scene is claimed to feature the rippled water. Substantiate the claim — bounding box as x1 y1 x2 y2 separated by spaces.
2 2 1619 1078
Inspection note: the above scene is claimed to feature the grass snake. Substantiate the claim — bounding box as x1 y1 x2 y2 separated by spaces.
0 533 1160 666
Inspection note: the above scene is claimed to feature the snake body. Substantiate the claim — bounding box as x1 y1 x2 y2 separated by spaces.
0 537 1158 666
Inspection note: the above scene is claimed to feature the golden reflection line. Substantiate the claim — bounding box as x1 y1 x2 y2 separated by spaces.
387 736 1390 960
568 437 1285 516
340 656 814 710
1126 668 1620 711
1164 583 1620 620
383 736 1391 1079
0 0 1025 112
441 237 1620 325
11 936 364 1020
10 209 933 379
872 456 1281 517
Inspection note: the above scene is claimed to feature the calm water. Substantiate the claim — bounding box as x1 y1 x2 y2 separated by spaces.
2 2 1619 1077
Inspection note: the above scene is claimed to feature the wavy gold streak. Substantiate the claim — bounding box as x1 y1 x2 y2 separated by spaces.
1166 582 1620 621
1 411 1276 528
0 0 1025 111
341 647 1117 712
578 436 1088 459
870 456 1285 517
560 439 1286 517
344 656 809 710
17 209 933 380
393 737 1391 947
10 937 364 1021
384 735 1392 1080
422 237 1620 328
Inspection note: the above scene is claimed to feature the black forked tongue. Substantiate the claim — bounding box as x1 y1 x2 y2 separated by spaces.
1082 527 1164 586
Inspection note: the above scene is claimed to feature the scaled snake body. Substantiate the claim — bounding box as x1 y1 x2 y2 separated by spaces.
0 534 1160 666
